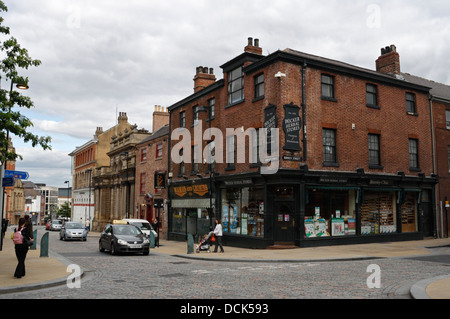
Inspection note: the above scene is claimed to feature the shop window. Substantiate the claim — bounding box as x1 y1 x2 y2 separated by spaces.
305 189 356 237
221 187 264 237
361 192 396 235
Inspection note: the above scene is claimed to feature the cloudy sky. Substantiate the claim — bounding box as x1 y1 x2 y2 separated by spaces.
2 0 450 188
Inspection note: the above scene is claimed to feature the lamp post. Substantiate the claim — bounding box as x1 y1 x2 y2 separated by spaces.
120 151 129 219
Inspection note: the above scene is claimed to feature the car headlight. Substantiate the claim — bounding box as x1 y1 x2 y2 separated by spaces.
117 239 128 245
143 238 149 244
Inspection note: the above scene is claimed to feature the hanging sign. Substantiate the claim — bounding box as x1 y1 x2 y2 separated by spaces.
282 103 302 151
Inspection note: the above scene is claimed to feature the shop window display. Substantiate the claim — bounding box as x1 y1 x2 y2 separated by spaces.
361 192 396 235
305 189 356 237
221 187 264 237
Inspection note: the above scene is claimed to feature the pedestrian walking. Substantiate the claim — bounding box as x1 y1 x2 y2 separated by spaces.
13 217 33 279
213 219 224 253
152 217 160 247
85 218 90 231
24 214 34 240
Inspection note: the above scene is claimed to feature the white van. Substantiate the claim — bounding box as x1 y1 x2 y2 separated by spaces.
122 219 157 238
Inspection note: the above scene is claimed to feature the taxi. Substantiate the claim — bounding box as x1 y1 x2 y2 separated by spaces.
99 220 150 255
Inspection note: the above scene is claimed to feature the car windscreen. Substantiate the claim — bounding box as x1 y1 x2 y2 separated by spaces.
66 223 83 229
53 220 62 224
130 222 152 230
113 225 142 235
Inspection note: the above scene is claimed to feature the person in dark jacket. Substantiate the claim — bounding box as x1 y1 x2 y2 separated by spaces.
14 217 32 279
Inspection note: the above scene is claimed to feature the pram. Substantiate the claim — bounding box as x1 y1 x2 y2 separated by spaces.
196 231 215 253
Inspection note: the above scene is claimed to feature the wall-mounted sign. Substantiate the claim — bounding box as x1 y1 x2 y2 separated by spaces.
283 103 302 151
154 172 166 189
171 184 209 199
264 104 277 154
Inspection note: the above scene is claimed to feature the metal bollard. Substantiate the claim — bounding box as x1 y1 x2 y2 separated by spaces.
40 232 49 257
187 233 194 254
149 231 155 248
30 229 37 250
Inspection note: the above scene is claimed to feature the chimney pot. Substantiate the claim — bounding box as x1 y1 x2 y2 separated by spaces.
254 38 259 47
248 37 253 46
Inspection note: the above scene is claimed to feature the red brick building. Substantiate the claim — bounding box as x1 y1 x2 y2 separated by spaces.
168 39 438 248
135 106 169 238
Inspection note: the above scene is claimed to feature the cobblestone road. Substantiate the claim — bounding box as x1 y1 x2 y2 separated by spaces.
1 230 449 300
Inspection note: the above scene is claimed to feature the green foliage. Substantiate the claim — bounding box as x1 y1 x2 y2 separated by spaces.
0 1 51 164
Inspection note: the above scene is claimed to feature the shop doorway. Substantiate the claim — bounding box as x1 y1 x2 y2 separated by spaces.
274 202 295 242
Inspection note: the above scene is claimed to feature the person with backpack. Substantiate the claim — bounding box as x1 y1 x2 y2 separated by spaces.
13 217 32 279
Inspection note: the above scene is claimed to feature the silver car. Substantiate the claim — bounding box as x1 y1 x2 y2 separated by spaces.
50 219 63 231
60 222 88 241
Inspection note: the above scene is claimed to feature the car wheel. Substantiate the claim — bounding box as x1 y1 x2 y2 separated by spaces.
110 242 117 255
143 250 149 256
99 241 105 252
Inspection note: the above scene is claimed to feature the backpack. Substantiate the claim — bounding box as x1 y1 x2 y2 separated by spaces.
12 227 23 245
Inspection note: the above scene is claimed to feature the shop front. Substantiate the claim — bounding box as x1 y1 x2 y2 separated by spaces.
168 170 436 248
168 182 214 241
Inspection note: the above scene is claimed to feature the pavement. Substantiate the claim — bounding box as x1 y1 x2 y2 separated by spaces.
1 229 449 299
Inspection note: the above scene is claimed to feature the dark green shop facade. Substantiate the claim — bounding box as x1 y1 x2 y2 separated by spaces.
168 168 437 249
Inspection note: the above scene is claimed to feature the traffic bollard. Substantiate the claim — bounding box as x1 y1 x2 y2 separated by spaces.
30 229 37 250
187 233 194 254
40 232 49 257
149 231 155 248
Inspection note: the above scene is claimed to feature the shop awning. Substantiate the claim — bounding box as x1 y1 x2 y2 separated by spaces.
171 198 212 209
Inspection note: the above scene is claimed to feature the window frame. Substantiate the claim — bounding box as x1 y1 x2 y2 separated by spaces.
409 138 419 170
323 128 338 166
368 133 382 168
180 111 186 128
406 92 417 115
321 74 336 101
227 66 244 105
366 84 379 109
254 73 264 100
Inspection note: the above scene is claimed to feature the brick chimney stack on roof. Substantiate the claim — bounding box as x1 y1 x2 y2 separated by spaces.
193 66 216 93
376 44 400 75
244 37 262 55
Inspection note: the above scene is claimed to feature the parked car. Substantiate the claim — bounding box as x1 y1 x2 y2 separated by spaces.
122 218 157 238
60 222 88 241
99 221 150 255
50 219 63 231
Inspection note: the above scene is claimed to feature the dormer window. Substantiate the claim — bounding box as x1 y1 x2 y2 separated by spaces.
228 66 244 105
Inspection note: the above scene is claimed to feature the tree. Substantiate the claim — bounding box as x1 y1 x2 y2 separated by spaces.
0 1 51 164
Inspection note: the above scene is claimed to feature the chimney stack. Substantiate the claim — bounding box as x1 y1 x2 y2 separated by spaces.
153 105 169 132
376 44 400 75
193 66 216 93
244 37 263 55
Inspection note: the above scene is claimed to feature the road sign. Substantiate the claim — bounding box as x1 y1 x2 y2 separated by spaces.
4 170 29 180
2 177 14 187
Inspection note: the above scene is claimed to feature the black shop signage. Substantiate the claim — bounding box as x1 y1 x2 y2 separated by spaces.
264 104 277 154
282 103 302 151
